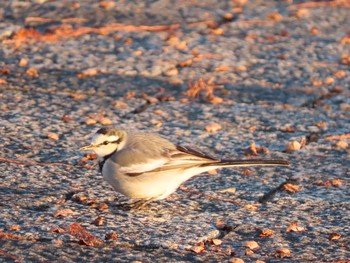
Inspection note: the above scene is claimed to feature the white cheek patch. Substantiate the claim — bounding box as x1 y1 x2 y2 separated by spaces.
91 134 108 145
107 135 119 142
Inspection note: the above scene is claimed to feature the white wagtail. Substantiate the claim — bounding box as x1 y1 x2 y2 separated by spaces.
80 127 289 208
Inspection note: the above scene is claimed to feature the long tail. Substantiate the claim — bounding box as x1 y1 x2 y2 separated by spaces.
202 159 290 167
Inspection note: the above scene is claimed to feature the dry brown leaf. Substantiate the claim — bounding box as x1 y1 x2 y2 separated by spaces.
293 8 310 18
0 232 24 240
259 228 274 237
26 67 39 77
245 241 260 250
267 12 283 21
287 222 306 232
99 117 112 126
341 35 350 45
232 0 247 7
207 169 217 175
241 168 253 176
112 101 128 108
335 140 348 149
235 65 247 72
212 239 223 246
219 187 236 193
177 59 193 68
329 233 341 241
283 183 302 194
229 258 244 263
7 225 21 231
99 1 116 9
223 13 234 21
70 93 85 100
324 133 350 140
62 115 73 122
0 78 8 85
331 179 343 187
205 123 222 133
54 209 75 217
275 248 291 258
105 232 118 241
68 223 103 246
210 28 224 35
164 68 178 77
97 203 109 211
91 216 104 226
85 118 97 125
324 77 335 85
245 249 254 255
341 54 350 65
47 133 59 140
50 227 66 233
55 198 66 204
124 91 136 99
334 71 346 78
77 68 99 78
19 58 28 67
190 245 205 254
215 65 232 72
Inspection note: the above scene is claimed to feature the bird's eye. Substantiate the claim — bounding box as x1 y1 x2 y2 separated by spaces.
102 141 110 145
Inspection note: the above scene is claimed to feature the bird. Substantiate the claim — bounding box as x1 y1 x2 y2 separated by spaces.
80 127 290 208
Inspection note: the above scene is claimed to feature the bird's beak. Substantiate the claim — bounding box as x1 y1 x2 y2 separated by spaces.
80 145 95 151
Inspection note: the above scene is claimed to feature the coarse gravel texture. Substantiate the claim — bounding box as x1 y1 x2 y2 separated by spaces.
1 0 350 262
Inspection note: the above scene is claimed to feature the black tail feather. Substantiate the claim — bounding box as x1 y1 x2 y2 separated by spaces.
202 159 290 167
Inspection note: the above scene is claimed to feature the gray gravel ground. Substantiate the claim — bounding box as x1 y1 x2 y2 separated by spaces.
1 0 350 262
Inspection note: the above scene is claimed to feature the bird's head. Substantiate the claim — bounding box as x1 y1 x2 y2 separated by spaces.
80 127 127 158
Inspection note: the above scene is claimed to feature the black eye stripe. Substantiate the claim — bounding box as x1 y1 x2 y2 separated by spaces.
98 139 121 146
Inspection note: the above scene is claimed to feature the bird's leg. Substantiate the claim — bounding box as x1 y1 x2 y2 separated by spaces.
130 197 157 210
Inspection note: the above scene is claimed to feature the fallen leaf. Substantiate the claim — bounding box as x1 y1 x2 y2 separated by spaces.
334 71 346 78
68 223 103 246
105 232 118 241
324 77 335 85
70 93 85 100
50 227 66 233
258 228 274 237
245 249 254 255
99 117 112 126
241 168 253 176
335 141 348 149
54 209 75 217
267 12 283 21
212 239 223 246
7 225 21 231
219 187 236 193
26 67 39 77
205 123 222 133
0 232 23 240
275 248 291 258
77 68 99 78
47 133 59 140
229 258 244 263
85 118 97 125
19 58 28 67
283 183 302 194
62 115 73 122
112 101 128 108
329 233 341 241
91 216 104 226
293 8 310 18
99 1 116 9
215 65 232 72
190 245 205 254
0 78 8 84
163 68 178 77
287 222 306 232
244 241 259 250
331 179 343 187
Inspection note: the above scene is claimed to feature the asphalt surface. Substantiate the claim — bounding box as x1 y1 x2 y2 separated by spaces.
1 0 349 262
